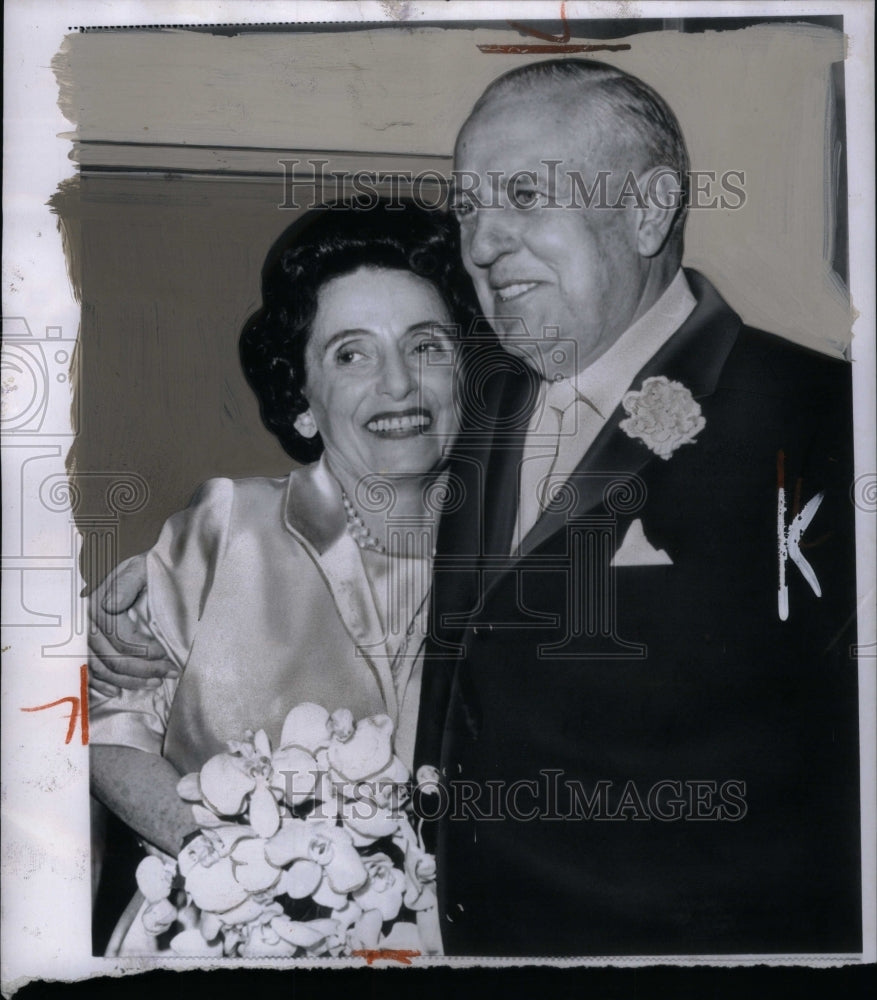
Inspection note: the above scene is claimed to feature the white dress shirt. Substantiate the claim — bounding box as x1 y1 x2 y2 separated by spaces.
512 269 697 551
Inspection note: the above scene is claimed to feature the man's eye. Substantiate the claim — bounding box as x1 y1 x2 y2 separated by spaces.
513 186 542 208
452 197 475 220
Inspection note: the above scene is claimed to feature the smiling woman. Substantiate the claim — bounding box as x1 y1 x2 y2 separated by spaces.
296 267 458 483
86 200 479 955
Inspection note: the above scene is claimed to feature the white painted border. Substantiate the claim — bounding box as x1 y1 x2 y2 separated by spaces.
2 2 874 991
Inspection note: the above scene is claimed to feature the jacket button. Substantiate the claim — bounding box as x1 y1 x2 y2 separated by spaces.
446 902 467 923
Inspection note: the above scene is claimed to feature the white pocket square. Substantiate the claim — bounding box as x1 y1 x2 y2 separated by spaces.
611 518 673 567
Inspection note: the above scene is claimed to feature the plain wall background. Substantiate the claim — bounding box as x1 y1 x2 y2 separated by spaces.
50 19 853 584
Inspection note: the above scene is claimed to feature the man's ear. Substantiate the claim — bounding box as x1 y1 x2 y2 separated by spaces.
294 409 319 439
635 166 683 258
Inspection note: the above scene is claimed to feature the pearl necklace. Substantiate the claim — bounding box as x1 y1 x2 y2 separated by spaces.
340 489 387 554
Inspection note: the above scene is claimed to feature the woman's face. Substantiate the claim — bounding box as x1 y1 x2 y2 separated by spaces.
300 266 459 484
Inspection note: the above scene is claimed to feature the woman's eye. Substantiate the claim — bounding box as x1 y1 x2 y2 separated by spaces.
335 347 364 365
415 339 452 355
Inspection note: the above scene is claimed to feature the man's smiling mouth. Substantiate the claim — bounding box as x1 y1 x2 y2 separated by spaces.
494 281 539 302
365 409 433 437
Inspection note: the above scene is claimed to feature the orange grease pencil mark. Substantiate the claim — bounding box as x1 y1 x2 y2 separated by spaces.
481 3 632 54
508 2 572 43
352 948 421 965
21 663 89 745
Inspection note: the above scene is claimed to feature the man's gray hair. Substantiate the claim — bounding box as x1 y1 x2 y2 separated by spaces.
472 59 690 248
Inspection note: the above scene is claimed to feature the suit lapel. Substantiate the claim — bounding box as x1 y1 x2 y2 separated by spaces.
433 348 539 619
518 270 741 557
481 365 539 557
416 347 537 766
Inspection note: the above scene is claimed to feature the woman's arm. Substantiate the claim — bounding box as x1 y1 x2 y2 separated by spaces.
91 746 198 857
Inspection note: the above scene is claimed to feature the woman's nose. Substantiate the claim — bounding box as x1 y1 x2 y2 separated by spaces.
378 348 417 399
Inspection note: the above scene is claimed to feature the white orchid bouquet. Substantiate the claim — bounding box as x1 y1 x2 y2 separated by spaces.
134 703 439 959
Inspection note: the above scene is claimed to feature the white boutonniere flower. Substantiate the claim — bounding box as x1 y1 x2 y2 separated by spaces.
619 376 706 460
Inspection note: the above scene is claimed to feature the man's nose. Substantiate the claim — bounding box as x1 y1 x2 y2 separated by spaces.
465 207 520 268
378 348 417 399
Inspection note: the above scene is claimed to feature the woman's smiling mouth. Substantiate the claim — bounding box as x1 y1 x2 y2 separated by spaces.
365 409 433 437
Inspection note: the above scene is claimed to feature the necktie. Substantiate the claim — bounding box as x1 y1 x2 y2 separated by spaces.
516 381 581 545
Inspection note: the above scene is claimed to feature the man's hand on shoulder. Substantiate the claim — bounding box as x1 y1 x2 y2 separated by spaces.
88 553 179 696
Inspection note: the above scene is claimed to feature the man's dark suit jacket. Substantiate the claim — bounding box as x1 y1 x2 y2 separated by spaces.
415 270 861 956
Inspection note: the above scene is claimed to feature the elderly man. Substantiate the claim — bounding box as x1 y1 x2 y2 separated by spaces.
91 60 860 957
416 59 859 957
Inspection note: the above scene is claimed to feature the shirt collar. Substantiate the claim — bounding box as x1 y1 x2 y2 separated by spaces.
544 268 696 419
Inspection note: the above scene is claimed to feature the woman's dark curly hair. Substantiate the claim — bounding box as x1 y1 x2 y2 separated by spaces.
239 199 479 463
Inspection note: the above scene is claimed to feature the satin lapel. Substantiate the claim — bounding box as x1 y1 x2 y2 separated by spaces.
315 535 399 720
518 270 742 558
284 460 398 718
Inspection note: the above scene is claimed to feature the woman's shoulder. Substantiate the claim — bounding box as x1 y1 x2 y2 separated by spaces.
179 464 340 548
210 471 295 493
188 471 294 505
169 473 295 540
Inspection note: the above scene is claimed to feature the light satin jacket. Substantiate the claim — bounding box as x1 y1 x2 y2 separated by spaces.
90 457 427 773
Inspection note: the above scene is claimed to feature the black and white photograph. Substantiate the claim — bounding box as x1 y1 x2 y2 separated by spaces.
2 1 875 992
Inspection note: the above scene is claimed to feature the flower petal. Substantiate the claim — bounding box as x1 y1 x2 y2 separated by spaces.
327 714 394 782
142 898 178 936
363 754 410 790
249 782 281 838
239 934 299 959
322 834 368 894
414 855 436 882
253 729 272 758
264 820 311 867
271 915 338 949
280 703 331 753
328 708 355 742
176 772 202 802
184 856 249 913
191 803 225 828
332 898 363 932
312 876 348 910
379 920 422 951
269 746 319 804
304 918 343 940
350 908 383 951
403 879 437 912
135 855 173 903
208 824 258 854
230 837 281 893
177 835 210 879
199 753 256 815
279 859 322 899
169 928 223 956
353 867 405 921
200 910 223 942
343 807 401 842
215 894 267 927
415 765 441 795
